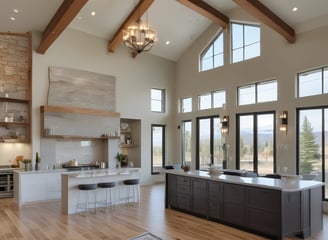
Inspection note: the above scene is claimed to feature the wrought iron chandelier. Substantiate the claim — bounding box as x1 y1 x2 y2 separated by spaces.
122 16 156 56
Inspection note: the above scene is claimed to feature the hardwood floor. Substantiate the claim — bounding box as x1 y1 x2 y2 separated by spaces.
0 183 327 240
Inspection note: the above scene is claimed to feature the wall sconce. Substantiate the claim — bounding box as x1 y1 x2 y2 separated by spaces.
279 111 288 133
221 115 229 134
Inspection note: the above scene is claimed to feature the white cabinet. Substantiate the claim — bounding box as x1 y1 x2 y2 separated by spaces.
14 170 64 206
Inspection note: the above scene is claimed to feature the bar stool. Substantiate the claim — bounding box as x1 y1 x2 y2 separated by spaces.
97 182 116 210
76 183 97 214
122 179 140 206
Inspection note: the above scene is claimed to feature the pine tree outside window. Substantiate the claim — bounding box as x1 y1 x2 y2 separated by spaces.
297 108 328 200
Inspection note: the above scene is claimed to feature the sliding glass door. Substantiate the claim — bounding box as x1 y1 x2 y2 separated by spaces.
151 124 165 174
297 108 327 200
196 116 222 170
237 112 275 174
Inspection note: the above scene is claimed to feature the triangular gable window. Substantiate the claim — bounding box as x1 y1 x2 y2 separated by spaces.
200 32 224 72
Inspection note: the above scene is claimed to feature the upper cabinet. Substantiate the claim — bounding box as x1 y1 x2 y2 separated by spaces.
40 105 120 139
0 33 32 143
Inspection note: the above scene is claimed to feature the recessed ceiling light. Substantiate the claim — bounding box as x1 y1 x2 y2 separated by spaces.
77 16 82 20
13 9 19 13
10 17 16 21
292 7 298 12
165 41 170 45
91 11 96 16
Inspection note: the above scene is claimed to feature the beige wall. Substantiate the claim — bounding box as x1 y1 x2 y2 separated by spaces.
31 28 176 184
176 8 328 174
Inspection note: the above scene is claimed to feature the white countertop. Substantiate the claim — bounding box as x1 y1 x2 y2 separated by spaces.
62 167 140 178
13 168 68 174
167 169 324 192
13 168 140 176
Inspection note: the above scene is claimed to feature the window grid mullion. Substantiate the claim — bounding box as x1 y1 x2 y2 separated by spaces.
322 68 324 95
243 24 245 61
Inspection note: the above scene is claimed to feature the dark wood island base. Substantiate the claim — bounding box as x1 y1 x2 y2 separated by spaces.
165 171 323 240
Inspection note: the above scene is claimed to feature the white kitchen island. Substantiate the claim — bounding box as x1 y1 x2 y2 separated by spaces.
14 169 67 207
61 168 140 214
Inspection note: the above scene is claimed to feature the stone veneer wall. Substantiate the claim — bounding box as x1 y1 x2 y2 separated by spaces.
0 33 30 100
0 32 31 164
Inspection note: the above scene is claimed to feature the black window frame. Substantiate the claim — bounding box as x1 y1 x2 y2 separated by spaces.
196 115 220 170
151 124 166 174
181 120 192 165
151 88 166 113
296 106 327 201
236 111 277 173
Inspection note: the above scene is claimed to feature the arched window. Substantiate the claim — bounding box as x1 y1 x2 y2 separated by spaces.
200 32 224 72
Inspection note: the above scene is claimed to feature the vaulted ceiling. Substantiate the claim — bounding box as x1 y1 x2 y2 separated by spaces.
1 0 328 61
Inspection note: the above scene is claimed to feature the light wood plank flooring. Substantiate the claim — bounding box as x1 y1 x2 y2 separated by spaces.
0 183 327 240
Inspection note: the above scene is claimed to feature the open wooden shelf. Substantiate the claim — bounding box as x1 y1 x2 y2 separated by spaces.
41 105 120 117
42 134 121 140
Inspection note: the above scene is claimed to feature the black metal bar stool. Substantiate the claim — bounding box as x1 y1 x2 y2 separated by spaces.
97 182 116 209
122 179 140 206
76 183 97 214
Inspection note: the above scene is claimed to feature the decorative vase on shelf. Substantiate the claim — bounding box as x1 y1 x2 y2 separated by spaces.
115 152 128 168
22 159 31 171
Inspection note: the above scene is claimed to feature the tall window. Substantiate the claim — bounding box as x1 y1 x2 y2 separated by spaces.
182 120 192 165
231 22 260 63
298 66 328 97
198 90 226 110
151 88 165 112
196 116 223 170
151 124 165 174
237 112 276 174
238 80 277 106
181 97 192 113
297 107 327 200
200 32 224 72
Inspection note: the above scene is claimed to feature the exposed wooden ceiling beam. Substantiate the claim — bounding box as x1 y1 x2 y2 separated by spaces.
232 0 295 43
37 0 88 54
177 0 229 30
108 0 154 53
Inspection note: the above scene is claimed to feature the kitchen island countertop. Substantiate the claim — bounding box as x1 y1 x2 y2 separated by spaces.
166 169 324 192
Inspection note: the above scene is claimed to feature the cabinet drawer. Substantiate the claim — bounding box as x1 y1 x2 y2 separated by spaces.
247 207 280 235
177 176 190 185
177 184 190 194
208 181 221 199
177 176 191 194
247 187 281 210
223 183 245 204
223 203 245 225
177 193 191 210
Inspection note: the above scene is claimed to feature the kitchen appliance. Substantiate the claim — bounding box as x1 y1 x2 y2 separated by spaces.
68 159 78 166
100 162 106 169
0 165 16 198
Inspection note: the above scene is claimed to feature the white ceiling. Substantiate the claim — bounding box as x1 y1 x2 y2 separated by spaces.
1 0 328 61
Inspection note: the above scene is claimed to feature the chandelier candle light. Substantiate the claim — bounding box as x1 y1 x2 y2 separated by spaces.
123 13 156 57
